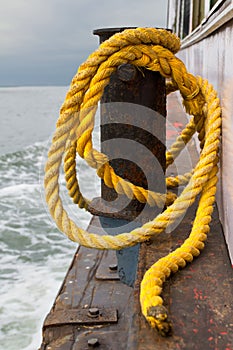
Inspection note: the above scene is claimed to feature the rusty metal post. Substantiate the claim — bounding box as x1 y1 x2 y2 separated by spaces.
90 27 166 221
89 27 167 287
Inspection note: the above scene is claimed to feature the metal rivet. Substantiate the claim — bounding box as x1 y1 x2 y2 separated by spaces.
88 307 100 318
109 263 118 271
88 338 100 347
117 63 137 82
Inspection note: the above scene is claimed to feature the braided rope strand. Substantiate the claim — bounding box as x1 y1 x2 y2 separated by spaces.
139 76 221 335
43 28 221 335
44 41 218 250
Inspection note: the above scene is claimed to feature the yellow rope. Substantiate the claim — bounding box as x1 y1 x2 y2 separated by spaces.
44 28 221 335
140 77 220 335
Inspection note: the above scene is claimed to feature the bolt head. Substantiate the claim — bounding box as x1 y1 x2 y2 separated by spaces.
88 338 100 347
109 263 118 271
88 307 100 318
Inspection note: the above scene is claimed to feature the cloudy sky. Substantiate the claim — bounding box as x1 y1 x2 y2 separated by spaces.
0 0 168 86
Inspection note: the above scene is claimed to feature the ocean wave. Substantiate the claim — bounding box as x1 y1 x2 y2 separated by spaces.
0 84 102 349
0 183 39 196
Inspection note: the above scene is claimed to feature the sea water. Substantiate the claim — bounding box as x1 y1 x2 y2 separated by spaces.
0 86 100 350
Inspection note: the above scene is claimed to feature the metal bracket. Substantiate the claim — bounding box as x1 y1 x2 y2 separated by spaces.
43 307 118 327
95 250 120 280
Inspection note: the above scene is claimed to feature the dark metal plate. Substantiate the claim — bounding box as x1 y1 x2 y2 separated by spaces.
44 308 118 327
95 250 120 280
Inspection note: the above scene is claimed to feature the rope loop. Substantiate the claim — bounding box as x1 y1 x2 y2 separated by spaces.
44 28 221 335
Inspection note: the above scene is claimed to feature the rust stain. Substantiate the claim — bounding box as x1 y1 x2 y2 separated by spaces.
193 288 208 301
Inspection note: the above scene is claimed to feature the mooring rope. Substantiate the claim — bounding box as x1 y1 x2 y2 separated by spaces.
44 28 221 336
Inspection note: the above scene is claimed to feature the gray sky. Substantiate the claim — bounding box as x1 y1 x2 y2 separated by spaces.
0 0 168 86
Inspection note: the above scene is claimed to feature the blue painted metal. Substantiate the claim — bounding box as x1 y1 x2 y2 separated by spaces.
100 216 140 287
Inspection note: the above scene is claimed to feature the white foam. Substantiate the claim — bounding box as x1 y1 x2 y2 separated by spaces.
0 86 97 350
0 183 39 197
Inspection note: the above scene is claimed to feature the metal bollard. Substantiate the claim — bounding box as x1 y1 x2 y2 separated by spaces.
89 27 167 286
90 27 166 220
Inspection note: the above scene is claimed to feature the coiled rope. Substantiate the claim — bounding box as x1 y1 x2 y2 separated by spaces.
44 28 221 336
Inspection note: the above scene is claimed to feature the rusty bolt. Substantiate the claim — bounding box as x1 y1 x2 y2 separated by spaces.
109 263 118 271
88 307 100 318
117 63 137 82
88 338 100 347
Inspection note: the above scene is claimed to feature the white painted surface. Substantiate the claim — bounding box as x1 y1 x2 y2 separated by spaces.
167 2 233 264
167 0 177 31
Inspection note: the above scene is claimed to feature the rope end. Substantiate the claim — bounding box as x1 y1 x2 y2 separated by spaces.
147 305 172 337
